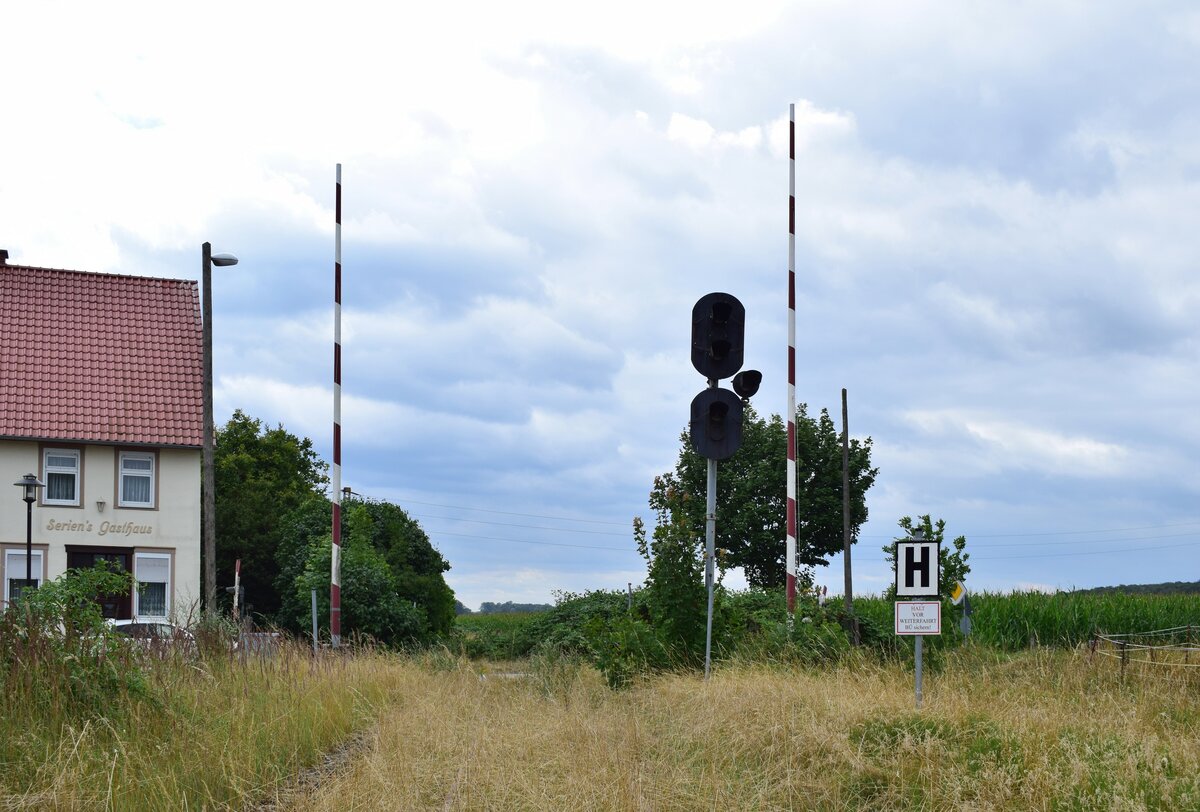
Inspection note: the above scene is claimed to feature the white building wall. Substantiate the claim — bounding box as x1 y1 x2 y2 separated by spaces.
0 440 201 621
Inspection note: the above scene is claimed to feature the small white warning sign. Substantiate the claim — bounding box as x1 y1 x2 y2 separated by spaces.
895 601 941 636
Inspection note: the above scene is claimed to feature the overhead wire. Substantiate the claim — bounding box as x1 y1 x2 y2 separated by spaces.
426 530 633 553
376 492 1200 561
388 496 631 527
409 512 630 537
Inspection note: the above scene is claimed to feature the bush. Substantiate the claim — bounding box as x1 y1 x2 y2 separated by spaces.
584 614 672 689
290 534 426 647
720 588 852 666
0 566 150 719
519 590 633 657
453 612 542 659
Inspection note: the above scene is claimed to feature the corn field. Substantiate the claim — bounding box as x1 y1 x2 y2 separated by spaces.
854 590 1200 651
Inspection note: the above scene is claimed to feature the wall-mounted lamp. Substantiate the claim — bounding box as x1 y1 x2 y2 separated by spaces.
96 500 106 513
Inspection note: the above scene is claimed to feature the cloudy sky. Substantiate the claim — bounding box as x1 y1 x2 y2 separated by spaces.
5 2 1199 609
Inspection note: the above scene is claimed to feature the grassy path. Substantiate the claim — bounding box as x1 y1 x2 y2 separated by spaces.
283 648 1200 811
5 645 1198 809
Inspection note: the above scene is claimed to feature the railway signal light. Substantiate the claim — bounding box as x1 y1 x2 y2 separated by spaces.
691 292 745 381
690 387 744 460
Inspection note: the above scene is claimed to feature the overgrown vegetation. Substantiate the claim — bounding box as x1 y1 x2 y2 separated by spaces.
455 582 1200 688
283 648 1200 811
6 566 1200 808
214 410 456 646
857 589 1200 652
0 569 405 809
454 586 853 686
0 566 147 721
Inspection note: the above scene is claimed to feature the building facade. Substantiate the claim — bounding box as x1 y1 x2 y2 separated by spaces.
0 256 203 621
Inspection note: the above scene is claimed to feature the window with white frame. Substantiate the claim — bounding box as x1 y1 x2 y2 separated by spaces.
43 448 80 506
4 549 43 605
118 451 155 508
133 552 171 619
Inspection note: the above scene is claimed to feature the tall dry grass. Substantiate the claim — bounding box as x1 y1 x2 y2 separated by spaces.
0 640 408 810
287 646 1200 811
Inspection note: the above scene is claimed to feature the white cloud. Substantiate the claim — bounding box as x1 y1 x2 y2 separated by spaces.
667 113 719 150
7 0 1200 601
1013 582 1058 594
903 410 1132 478
667 114 763 151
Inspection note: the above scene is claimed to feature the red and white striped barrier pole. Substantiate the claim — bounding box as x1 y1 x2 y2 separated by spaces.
331 163 343 648
786 104 797 618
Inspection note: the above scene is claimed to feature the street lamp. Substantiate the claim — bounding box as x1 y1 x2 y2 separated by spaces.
202 242 238 612
12 474 44 599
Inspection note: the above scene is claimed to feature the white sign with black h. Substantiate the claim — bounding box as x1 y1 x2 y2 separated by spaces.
895 538 940 597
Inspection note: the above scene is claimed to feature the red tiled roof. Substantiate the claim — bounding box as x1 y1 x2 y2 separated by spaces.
0 264 203 447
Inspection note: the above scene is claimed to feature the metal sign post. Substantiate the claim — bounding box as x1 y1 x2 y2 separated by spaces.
704 455 717 680
916 635 923 708
233 559 241 622
311 588 319 655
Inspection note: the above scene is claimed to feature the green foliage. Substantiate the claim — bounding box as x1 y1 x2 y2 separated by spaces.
585 614 672 689
289 524 426 646
0 566 149 719
275 495 456 644
718 588 852 665
479 601 553 614
521 590 632 657
496 586 856 684
499 589 685 687
636 516 707 667
214 410 329 616
354 498 454 637
454 612 543 659
649 404 876 588
273 493 333 625
967 590 1200 650
852 590 1200 652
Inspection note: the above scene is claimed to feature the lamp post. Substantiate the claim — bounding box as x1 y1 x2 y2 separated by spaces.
202 242 238 612
12 474 44 598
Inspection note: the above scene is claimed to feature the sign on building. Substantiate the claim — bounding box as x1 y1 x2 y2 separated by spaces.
895 535 940 597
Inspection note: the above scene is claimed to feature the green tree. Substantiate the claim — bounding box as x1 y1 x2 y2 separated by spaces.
347 497 456 637
213 410 328 617
649 404 877 588
276 497 456 642
634 515 707 666
882 515 971 602
273 492 335 626
289 527 425 646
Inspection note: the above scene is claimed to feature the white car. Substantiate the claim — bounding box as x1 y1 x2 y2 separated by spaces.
107 619 196 654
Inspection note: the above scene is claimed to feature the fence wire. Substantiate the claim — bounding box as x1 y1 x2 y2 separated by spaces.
1090 625 1200 668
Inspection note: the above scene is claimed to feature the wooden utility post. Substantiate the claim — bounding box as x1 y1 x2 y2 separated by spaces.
841 388 859 644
